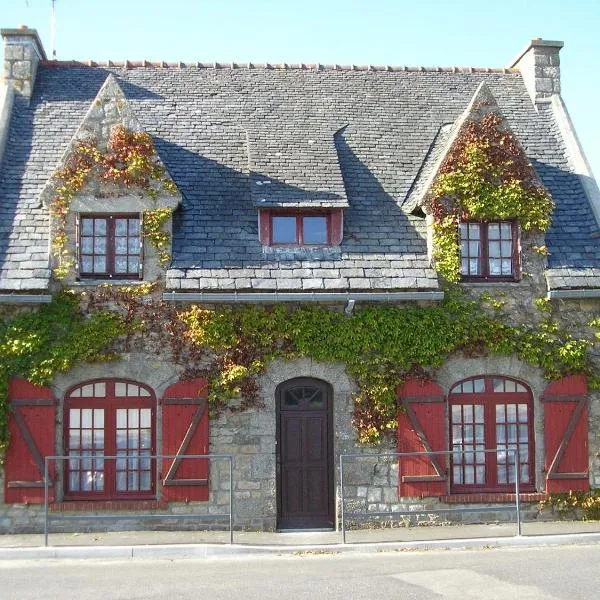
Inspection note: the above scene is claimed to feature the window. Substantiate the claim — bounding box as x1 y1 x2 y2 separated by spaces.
65 379 155 500
460 221 518 280
271 213 330 246
449 376 534 492
79 215 141 278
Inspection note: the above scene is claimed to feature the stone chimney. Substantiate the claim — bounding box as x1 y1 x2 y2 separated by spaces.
508 38 563 105
2 25 47 97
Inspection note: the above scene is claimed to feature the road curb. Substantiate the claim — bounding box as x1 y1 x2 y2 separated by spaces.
1 532 599 561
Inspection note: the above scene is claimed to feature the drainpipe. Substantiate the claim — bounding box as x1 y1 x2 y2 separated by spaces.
547 289 600 300
0 294 52 304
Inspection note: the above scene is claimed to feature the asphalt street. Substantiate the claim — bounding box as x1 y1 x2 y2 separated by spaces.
1 544 598 600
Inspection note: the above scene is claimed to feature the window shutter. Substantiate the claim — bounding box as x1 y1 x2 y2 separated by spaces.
397 378 447 497
258 210 271 245
330 210 343 245
4 378 56 504
542 375 589 493
161 378 209 502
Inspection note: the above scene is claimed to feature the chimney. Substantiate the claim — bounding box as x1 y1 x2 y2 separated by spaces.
508 38 563 105
2 25 47 97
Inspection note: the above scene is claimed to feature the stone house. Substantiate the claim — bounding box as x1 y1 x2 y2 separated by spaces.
0 26 599 533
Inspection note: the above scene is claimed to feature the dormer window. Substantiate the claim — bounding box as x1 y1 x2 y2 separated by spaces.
79 215 141 279
259 209 343 248
272 214 329 246
460 221 519 281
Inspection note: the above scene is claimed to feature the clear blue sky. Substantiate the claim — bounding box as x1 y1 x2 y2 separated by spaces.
2 0 600 178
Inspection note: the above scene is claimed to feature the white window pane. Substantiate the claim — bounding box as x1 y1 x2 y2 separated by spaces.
94 237 106 254
476 465 486 484
518 404 528 423
93 256 106 273
469 241 480 256
468 224 480 239
128 237 140 254
93 430 104 450
272 216 297 243
464 405 473 421
496 404 505 423
116 431 127 449
508 424 518 443
81 409 93 428
70 409 80 428
128 471 139 490
140 409 151 427
115 219 127 236
115 382 127 396
489 241 500 257
469 259 479 274
128 256 140 273
69 472 80 492
500 222 512 237
493 378 504 392
116 409 127 429
507 404 517 421
475 425 485 443
127 384 139 397
128 409 139 428
141 429 152 449
81 256 93 272
463 380 473 393
461 241 468 254
452 424 462 442
114 256 128 273
501 259 513 275
489 258 501 275
81 237 93 253
516 383 526 392
95 219 106 235
501 241 512 256
460 223 468 237
453 466 463 485
93 408 104 428
129 219 140 235
115 237 128 254
505 380 516 392
488 223 500 238
474 405 484 422
69 430 80 449
520 464 529 483
81 219 93 235
464 466 475 484
82 384 94 397
81 430 92 449
497 424 506 443
116 471 127 492
473 379 485 393
139 387 151 397
451 405 462 421
461 259 469 275
140 471 151 490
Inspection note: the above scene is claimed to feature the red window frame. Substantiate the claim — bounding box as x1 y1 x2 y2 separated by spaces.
64 379 156 501
270 212 332 246
448 376 535 493
79 214 141 279
460 221 519 281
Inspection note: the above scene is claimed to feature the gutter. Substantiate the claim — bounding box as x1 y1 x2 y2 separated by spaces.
163 291 444 303
547 289 600 300
0 294 52 304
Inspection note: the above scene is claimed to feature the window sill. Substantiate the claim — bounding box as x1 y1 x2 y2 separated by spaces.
50 500 167 512
441 493 546 504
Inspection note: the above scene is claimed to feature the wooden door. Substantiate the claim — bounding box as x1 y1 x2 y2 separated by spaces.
276 378 334 530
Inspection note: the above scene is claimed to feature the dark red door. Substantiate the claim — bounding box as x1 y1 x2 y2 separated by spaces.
276 378 334 530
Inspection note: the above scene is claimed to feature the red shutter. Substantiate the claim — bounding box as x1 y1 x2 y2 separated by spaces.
542 375 589 493
397 378 447 497
4 378 56 504
161 378 209 502
258 210 271 245
330 210 343 245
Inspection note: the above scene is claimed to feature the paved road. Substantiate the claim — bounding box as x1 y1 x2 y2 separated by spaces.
1 544 598 600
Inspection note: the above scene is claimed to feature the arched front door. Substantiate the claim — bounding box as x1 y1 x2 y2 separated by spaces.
276 378 334 530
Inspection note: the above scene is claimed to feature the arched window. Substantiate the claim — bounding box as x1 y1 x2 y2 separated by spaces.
65 379 155 500
448 376 534 492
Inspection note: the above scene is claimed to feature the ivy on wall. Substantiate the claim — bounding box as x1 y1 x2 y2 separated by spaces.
48 126 176 278
425 112 554 282
0 287 597 451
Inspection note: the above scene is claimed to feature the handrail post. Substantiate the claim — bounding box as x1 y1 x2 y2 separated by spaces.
513 449 521 537
229 456 234 545
44 457 49 547
340 454 346 544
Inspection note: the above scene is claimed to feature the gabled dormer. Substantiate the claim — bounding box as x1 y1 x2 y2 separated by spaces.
406 82 553 284
248 128 347 250
39 74 182 284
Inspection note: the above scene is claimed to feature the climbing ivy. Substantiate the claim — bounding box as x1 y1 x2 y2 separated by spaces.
0 293 125 453
425 112 554 282
0 287 597 451
143 208 173 266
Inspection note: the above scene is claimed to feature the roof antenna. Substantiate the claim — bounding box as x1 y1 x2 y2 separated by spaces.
50 0 57 59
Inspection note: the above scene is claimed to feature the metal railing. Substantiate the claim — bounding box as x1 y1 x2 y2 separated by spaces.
43 454 233 547
340 448 521 544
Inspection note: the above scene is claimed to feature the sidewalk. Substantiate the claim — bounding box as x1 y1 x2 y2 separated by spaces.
1 520 599 560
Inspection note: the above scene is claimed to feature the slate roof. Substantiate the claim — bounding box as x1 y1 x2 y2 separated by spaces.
0 61 598 293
